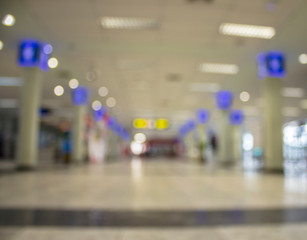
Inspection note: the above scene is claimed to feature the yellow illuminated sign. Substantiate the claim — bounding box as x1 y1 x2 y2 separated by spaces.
133 118 169 130
155 118 169 130
133 118 148 129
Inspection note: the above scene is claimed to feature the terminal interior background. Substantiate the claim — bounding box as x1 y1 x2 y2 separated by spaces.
0 0 307 239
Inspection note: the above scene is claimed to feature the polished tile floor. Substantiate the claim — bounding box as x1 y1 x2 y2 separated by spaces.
1 158 307 239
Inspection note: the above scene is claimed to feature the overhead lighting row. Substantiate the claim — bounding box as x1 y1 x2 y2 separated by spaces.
101 17 159 30
281 88 304 98
200 63 239 75
219 23 275 39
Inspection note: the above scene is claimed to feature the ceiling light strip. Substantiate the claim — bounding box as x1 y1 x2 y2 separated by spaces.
220 23 275 39
101 17 159 30
200 63 239 75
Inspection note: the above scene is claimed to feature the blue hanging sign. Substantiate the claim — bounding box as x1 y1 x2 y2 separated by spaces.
39 43 51 72
18 39 41 67
93 106 107 122
179 120 196 138
257 51 286 79
196 108 209 124
72 86 89 106
216 90 233 110
229 109 244 125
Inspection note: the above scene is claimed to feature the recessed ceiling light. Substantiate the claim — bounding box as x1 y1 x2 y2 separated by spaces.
101 17 159 30
0 40 3 50
54 85 64 96
0 99 18 108
283 107 300 117
299 54 307 64
2 14 15 26
134 133 146 143
92 100 102 111
48 57 58 68
281 88 304 98
200 63 239 75
219 23 275 39
0 77 22 86
99 86 108 97
240 91 250 102
106 97 116 108
189 83 220 92
69 78 79 89
300 99 307 109
43 44 53 55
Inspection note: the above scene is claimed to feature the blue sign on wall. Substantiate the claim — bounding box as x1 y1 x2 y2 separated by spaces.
229 109 244 125
257 51 286 79
196 108 209 124
216 90 233 110
72 86 89 106
18 40 41 67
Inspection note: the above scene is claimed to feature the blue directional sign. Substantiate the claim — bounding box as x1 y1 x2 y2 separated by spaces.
39 43 51 72
93 106 107 122
72 86 89 106
179 120 196 138
257 51 286 79
18 39 41 67
266 51 285 78
196 108 209 124
229 109 244 125
216 90 233 110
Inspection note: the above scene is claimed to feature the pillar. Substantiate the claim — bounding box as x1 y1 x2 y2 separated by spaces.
72 105 86 163
231 125 242 165
218 110 232 165
17 67 42 169
197 124 206 163
263 77 283 172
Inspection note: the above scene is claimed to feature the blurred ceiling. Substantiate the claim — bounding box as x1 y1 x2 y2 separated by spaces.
0 0 307 135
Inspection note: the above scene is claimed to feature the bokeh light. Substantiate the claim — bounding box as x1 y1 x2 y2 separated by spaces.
2 14 15 26
299 54 307 64
134 133 146 143
240 91 250 102
99 86 108 97
54 85 64 96
106 97 116 108
91 100 102 111
48 57 58 68
69 78 79 89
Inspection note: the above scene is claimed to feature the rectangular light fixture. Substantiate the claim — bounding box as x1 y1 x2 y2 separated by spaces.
0 99 18 108
200 63 239 75
300 99 307 109
281 88 304 98
283 107 300 117
0 77 23 86
101 17 159 30
189 83 220 92
220 23 275 39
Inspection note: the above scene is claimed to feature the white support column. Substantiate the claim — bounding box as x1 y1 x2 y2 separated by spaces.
263 77 283 171
232 125 242 165
72 105 86 163
218 110 232 165
197 124 206 163
17 67 42 169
